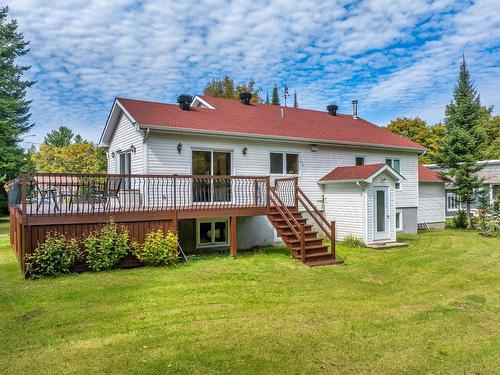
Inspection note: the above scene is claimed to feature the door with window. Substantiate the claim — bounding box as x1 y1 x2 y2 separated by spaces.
192 150 232 203
119 151 131 188
374 187 390 240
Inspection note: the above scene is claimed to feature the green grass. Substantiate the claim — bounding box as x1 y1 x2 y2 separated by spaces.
0 220 499 374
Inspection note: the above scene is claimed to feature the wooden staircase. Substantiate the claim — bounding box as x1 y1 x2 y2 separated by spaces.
268 179 343 267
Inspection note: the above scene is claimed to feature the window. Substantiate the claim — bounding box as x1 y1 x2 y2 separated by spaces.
386 158 401 189
196 218 229 247
118 151 131 188
355 156 365 166
446 191 460 211
192 150 232 202
269 152 299 175
396 210 403 231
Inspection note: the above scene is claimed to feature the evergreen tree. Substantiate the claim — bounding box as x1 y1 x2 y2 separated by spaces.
437 56 485 228
265 91 270 105
0 6 34 211
293 90 298 108
44 126 75 147
271 84 280 105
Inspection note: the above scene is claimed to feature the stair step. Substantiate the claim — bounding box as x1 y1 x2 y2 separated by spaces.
279 230 318 240
290 244 329 253
269 212 302 219
271 217 307 225
305 258 344 267
287 237 323 246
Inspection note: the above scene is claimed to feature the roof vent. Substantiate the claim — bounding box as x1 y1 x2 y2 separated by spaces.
177 95 193 111
239 92 252 105
327 104 338 116
352 100 358 119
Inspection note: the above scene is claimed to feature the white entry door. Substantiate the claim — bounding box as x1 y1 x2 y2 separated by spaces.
374 187 390 240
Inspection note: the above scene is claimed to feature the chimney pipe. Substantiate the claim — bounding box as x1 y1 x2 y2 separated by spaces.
352 100 358 119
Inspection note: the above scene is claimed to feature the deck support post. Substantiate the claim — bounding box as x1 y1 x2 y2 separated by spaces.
331 221 336 259
230 216 237 259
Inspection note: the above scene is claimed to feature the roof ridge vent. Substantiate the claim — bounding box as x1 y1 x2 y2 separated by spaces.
327 104 338 116
239 92 252 105
177 95 193 111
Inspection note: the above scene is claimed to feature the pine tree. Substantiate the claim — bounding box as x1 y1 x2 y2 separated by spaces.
293 90 298 108
438 56 485 228
271 84 280 105
265 91 270 105
0 6 35 212
44 126 75 147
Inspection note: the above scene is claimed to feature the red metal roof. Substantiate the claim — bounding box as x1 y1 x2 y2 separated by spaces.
116 96 425 151
419 163 446 182
320 163 386 181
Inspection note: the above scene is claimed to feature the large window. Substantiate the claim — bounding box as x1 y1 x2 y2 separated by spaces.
270 152 299 175
192 150 232 202
385 158 401 189
196 218 229 247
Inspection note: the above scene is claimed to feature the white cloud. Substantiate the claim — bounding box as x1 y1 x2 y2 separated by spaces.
8 0 500 146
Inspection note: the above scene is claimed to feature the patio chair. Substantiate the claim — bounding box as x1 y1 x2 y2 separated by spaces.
88 177 122 210
35 185 60 212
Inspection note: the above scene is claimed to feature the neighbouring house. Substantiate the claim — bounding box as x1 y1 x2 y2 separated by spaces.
8 93 428 275
417 164 448 229
99 95 425 249
426 160 500 217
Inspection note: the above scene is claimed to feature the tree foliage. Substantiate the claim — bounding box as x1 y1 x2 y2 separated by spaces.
44 126 77 147
0 6 34 211
31 142 107 173
271 84 280 105
438 56 485 228
203 75 261 103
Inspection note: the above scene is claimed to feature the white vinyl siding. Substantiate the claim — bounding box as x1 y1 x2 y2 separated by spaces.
418 182 445 224
323 184 366 242
146 132 419 211
107 113 143 174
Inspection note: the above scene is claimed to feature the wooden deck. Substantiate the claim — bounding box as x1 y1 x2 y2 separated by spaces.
8 173 338 277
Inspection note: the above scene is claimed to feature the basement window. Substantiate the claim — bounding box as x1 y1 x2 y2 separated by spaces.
396 210 403 232
196 218 229 247
270 152 299 175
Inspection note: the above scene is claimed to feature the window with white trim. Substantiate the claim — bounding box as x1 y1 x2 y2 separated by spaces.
446 191 460 211
270 152 299 175
396 210 403 232
386 158 401 189
355 156 365 166
196 218 229 247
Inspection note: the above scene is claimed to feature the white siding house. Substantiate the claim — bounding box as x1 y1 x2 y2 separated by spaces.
99 95 427 250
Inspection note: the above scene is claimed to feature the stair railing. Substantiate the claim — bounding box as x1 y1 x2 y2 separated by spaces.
296 186 336 259
269 186 306 262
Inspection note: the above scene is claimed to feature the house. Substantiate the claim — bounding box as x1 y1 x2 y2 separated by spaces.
426 160 500 217
99 94 425 251
417 164 447 228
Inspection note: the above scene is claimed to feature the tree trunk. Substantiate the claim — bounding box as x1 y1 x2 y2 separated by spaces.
466 201 472 229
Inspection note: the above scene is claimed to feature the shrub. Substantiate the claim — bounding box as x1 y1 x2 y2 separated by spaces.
84 219 130 271
26 232 81 277
343 234 364 248
452 211 468 229
132 229 179 266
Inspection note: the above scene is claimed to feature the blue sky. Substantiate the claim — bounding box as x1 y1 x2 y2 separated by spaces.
10 0 500 146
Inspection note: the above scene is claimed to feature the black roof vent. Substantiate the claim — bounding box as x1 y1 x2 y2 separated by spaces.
327 104 338 116
239 92 252 105
177 95 193 111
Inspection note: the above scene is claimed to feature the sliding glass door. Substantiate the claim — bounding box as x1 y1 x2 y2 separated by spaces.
192 150 232 203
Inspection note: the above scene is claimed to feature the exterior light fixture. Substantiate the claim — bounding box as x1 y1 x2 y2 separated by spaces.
242 147 248 155
177 143 183 154
111 152 115 158
310 144 318 152
130 145 136 154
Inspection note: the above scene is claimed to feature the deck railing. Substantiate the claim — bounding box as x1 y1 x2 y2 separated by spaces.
8 173 270 217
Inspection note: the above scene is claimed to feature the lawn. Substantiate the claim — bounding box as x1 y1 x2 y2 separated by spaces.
0 218 499 374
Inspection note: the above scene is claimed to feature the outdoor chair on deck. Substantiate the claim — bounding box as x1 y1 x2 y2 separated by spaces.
88 177 122 211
